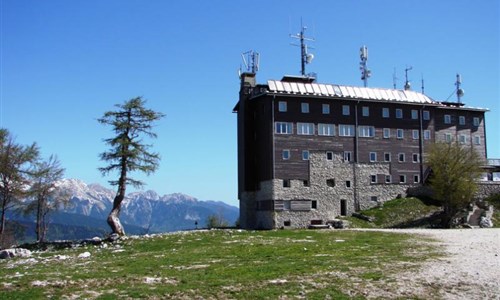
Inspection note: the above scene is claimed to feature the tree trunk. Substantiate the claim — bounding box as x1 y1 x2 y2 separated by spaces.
108 185 126 236
0 198 7 236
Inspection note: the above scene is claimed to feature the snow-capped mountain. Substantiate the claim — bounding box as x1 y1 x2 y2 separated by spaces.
55 179 239 233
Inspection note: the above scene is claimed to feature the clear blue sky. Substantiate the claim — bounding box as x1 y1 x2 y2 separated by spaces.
1 0 499 207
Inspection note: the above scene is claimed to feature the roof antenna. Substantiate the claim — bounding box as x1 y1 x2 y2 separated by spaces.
421 74 425 94
240 50 260 76
290 19 315 77
393 68 398 89
455 73 464 103
359 46 371 87
404 66 413 90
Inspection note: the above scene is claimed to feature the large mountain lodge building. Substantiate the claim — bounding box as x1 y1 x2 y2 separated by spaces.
234 72 493 230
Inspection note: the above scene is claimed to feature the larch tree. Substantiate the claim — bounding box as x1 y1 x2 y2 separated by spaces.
24 155 69 243
98 97 164 236
426 142 484 227
0 129 39 241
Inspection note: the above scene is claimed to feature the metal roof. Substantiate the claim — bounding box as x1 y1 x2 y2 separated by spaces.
267 80 436 104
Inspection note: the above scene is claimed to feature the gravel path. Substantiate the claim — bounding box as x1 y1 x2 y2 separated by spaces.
356 228 500 299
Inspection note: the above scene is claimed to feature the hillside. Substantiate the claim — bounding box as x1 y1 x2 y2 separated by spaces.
8 179 239 242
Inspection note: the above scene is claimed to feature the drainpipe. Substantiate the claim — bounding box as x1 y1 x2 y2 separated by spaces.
272 95 276 179
354 101 360 211
419 106 424 183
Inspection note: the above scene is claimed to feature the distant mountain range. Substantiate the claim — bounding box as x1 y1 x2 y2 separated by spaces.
9 179 239 241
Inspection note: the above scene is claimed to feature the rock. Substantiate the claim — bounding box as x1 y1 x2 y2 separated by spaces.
327 219 350 229
479 216 493 228
0 248 32 259
78 251 91 259
108 233 121 242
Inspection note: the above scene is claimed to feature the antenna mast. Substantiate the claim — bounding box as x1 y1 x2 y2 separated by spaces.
421 74 425 94
290 22 315 76
359 46 371 87
404 66 413 90
393 68 398 89
455 73 464 103
241 50 260 74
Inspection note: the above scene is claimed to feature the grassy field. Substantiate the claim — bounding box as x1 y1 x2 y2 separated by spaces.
0 229 440 299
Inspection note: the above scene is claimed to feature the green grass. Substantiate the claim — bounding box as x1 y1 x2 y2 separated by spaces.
344 197 441 228
485 193 500 228
0 229 440 299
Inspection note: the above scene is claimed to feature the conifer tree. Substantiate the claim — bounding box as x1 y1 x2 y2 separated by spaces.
98 97 164 235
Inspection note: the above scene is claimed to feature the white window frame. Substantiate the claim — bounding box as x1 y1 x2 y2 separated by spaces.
302 150 309 160
362 106 369 117
343 151 352 162
301 102 309 113
339 124 355 137
275 122 293 134
297 123 314 135
369 152 377 162
445 133 452 143
424 130 431 140
399 175 407 184
396 129 404 139
396 108 403 119
342 105 350 116
414 174 420 183
282 149 290 160
473 117 480 127
444 114 451 124
474 136 481 145
412 130 419 140
459 116 465 125
322 104 330 114
411 109 418 120
358 126 375 138
385 175 392 183
459 134 467 144
384 152 391 162
412 153 420 163
398 153 405 162
423 110 430 120
370 175 377 184
383 128 390 139
318 123 335 136
278 101 287 112
382 107 389 118
326 151 334 161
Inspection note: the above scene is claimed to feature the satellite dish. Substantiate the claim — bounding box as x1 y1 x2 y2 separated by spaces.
306 53 314 64
457 88 465 97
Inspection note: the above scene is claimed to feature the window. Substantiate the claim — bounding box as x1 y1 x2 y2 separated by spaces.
396 108 403 119
444 114 451 124
283 220 291 226
301 102 309 113
397 129 404 139
459 116 465 125
384 152 391 162
459 135 467 144
473 117 480 127
302 150 309 160
345 180 351 188
318 124 335 136
278 101 287 112
382 107 389 118
342 105 350 115
322 104 330 114
474 136 481 145
362 106 369 117
445 133 452 143
423 110 430 120
398 153 405 162
369 152 377 162
399 175 406 184
411 110 418 120
371 196 378 202
297 123 314 135
414 174 420 183
385 175 392 183
412 153 420 163
326 151 334 161
326 179 335 187
311 200 317 209
339 124 355 137
424 130 431 140
303 180 310 187
275 122 292 134
370 175 377 184
282 150 290 160
343 151 352 162
383 128 390 138
283 180 291 188
412 130 419 140
358 126 375 137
